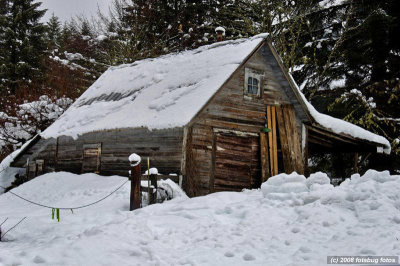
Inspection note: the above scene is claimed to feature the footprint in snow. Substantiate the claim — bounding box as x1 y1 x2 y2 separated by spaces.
224 251 235 258
242 253 255 261
291 227 301 233
33 255 46 264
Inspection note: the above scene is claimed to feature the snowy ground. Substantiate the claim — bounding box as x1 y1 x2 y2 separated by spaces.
0 170 400 265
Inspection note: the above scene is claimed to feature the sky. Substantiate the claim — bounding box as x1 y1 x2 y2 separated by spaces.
37 0 113 22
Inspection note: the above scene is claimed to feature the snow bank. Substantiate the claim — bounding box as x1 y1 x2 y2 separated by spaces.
41 34 267 139
1 170 400 265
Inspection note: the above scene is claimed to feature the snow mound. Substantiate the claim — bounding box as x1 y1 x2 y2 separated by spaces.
0 170 400 265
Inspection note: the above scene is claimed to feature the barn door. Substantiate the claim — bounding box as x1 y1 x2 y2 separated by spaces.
82 143 102 174
212 132 260 192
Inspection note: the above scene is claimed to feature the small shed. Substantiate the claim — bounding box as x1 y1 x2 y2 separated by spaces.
11 34 390 196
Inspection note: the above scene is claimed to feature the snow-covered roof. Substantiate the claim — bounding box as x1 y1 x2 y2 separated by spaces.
286 73 391 154
41 33 390 154
41 34 267 139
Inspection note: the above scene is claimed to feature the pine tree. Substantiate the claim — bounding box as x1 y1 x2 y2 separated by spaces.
327 0 400 171
0 0 47 96
46 13 61 50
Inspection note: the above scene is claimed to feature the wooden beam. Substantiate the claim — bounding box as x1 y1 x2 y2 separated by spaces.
271 106 278 175
304 126 310 177
267 106 274 176
276 106 291 173
260 132 270 182
353 152 359 174
209 133 217 193
287 106 304 174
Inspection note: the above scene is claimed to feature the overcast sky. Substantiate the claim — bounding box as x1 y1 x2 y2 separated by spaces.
37 0 113 22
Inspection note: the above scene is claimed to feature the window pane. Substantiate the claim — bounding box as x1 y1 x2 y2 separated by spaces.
253 78 258 86
248 77 252 85
253 86 258 95
248 85 252 93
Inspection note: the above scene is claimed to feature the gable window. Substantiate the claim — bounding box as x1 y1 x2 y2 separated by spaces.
244 68 262 98
247 76 259 95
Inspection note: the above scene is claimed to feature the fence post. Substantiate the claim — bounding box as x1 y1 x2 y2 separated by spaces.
150 174 157 204
129 153 142 211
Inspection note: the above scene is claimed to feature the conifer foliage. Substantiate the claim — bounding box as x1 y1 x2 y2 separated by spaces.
0 0 47 96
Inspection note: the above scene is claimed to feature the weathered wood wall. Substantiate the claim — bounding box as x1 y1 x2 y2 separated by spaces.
12 138 57 173
13 128 184 177
187 43 308 195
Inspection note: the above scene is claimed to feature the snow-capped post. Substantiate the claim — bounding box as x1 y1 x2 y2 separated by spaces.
129 153 142 211
150 174 157 204
215 26 225 42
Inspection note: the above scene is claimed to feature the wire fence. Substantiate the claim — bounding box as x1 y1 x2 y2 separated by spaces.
0 179 129 210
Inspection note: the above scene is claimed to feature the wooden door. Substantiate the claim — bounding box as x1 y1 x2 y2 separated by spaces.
213 133 260 192
82 143 102 173
275 105 304 174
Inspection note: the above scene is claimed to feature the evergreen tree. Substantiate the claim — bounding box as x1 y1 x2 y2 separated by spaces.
0 0 47 96
46 13 61 50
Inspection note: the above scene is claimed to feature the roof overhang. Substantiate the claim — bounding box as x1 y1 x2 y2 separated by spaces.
307 124 385 154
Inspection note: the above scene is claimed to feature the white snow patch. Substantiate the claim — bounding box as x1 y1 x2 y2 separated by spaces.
128 153 141 165
215 26 226 35
144 167 158 175
0 170 399 265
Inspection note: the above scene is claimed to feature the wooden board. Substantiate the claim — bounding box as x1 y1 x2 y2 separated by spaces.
266 106 274 175
271 106 278 175
276 105 304 174
81 143 101 173
213 133 260 192
276 106 291 173
260 132 270 182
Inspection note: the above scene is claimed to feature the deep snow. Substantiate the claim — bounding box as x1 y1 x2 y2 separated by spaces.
1 170 399 265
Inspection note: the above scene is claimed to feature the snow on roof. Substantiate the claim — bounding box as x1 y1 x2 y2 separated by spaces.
286 73 391 154
41 33 390 154
41 34 268 139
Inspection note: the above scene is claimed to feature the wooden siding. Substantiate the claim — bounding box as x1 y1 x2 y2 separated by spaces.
14 128 183 178
188 43 306 195
12 138 57 173
213 133 260 192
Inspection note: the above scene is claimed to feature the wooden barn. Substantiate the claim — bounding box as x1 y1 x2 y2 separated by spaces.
10 34 390 196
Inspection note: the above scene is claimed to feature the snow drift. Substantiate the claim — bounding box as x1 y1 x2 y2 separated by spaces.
1 170 399 265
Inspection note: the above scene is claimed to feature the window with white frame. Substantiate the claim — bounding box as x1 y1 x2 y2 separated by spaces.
244 68 262 98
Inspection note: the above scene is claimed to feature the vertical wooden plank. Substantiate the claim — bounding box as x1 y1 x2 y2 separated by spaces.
271 106 278 176
287 106 304 174
282 106 295 169
282 106 304 174
260 132 270 182
353 152 359 174
276 106 291 173
150 174 157 204
304 126 310 177
266 106 274 176
209 133 217 193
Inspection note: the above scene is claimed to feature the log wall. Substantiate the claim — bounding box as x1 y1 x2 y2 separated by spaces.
13 128 184 178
